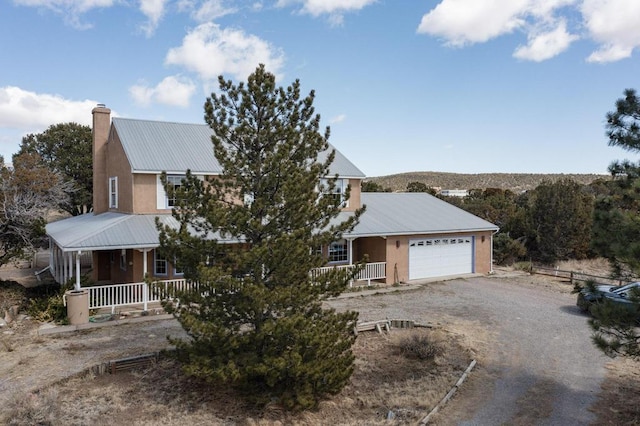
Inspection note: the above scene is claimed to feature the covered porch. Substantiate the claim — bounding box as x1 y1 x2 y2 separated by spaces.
46 212 391 315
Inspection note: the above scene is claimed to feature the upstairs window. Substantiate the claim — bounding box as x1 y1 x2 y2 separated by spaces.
320 178 347 207
109 177 118 208
328 240 348 263
165 175 185 208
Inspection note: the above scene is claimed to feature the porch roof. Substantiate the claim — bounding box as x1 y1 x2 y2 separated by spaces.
46 213 176 252
343 192 499 238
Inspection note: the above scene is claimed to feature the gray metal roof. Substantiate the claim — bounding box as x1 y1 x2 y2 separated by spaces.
344 192 499 238
46 213 175 252
46 212 237 252
47 194 497 252
112 118 365 178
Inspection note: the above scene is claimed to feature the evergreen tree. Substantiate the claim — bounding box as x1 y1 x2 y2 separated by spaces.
588 88 640 359
526 179 593 264
157 65 364 409
361 180 390 192
19 123 93 215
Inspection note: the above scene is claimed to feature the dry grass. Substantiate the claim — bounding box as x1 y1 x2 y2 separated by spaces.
590 357 640 426
7 328 473 425
555 258 612 277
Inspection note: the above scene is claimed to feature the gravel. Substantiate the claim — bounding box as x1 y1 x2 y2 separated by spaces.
328 273 610 425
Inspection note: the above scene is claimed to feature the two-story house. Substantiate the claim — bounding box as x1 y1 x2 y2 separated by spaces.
46 105 498 298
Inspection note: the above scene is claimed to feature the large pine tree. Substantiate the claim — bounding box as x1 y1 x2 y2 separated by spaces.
158 65 364 409
589 88 640 359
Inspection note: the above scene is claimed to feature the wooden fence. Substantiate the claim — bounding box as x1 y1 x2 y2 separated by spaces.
530 265 633 286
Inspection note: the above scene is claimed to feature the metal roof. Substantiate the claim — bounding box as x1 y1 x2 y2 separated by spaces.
47 194 497 252
112 118 365 178
46 213 175 252
344 192 499 238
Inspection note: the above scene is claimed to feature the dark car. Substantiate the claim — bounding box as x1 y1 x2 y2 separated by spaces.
577 281 640 312
598 285 640 320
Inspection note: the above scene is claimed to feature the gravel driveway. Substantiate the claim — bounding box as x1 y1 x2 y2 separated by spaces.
328 273 609 425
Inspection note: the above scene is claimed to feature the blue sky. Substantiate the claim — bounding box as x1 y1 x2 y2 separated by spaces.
1 1 639 177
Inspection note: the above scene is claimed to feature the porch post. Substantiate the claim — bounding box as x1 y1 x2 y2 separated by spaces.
75 251 82 291
67 252 73 284
347 238 353 265
49 238 54 276
142 248 149 311
142 249 149 278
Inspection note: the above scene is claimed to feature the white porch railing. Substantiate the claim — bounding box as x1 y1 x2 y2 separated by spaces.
311 262 386 286
86 262 386 312
87 279 195 312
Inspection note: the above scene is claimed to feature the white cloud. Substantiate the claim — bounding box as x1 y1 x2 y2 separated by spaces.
582 0 640 63
193 0 237 22
165 23 286 82
13 0 115 29
513 19 578 61
130 75 196 107
417 0 530 46
139 0 169 37
330 114 346 124
417 0 640 63
0 86 99 130
276 0 376 25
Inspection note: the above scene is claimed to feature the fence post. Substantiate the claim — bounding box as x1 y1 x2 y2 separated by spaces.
143 284 148 311
570 271 574 286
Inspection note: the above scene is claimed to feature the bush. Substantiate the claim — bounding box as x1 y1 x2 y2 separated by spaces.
25 275 93 324
396 332 443 360
493 233 527 265
25 283 69 324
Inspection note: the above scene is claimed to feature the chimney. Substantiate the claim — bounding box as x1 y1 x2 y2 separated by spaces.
92 104 111 214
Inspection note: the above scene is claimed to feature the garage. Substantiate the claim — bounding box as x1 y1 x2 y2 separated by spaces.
409 236 474 280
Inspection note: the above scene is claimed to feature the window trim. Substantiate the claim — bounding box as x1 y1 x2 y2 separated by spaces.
154 250 168 276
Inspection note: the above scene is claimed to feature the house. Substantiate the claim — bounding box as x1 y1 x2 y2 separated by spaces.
46 105 498 305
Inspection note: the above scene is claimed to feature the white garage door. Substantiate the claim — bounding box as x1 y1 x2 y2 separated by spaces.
409 236 474 280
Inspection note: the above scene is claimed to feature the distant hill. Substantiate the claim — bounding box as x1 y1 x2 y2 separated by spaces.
367 172 608 193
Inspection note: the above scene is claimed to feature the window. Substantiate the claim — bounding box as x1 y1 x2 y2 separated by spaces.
328 240 348 263
154 250 168 276
109 177 118 208
165 175 185 208
173 257 184 276
320 178 347 207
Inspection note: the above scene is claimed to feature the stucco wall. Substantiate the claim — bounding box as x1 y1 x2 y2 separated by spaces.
344 178 361 212
355 237 387 263
132 174 159 213
106 132 134 213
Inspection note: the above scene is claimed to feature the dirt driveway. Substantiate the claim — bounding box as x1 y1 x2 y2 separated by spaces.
329 273 610 425
0 272 616 424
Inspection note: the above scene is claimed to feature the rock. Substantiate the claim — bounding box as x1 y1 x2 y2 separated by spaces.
0 318 6 328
